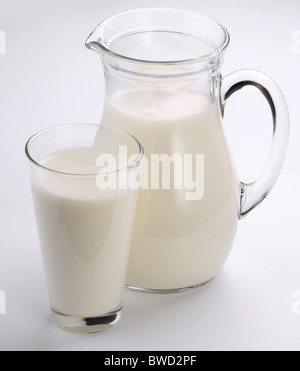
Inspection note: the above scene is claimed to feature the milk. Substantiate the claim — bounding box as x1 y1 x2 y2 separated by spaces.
31 149 138 317
101 89 239 290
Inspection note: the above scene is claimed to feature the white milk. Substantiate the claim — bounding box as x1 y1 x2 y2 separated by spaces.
101 89 239 290
31 149 137 317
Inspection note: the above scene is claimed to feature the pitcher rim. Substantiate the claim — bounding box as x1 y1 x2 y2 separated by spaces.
86 8 230 66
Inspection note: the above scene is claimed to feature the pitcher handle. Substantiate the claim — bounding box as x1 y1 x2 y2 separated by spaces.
221 70 289 219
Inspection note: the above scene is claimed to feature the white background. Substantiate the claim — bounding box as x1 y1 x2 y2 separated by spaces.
0 0 300 351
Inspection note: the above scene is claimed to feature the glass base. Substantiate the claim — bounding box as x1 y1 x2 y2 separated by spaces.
126 278 214 294
51 304 122 334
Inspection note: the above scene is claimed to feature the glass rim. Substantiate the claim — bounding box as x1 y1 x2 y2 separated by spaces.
25 124 144 178
86 8 230 65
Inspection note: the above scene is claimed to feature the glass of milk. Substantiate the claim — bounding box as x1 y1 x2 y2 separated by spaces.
25 124 143 334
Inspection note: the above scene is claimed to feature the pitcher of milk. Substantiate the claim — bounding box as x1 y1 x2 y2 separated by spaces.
86 9 289 293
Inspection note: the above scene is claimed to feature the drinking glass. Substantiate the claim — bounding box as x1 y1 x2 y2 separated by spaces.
25 124 143 333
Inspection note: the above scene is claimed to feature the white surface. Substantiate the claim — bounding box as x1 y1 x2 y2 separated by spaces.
0 0 300 351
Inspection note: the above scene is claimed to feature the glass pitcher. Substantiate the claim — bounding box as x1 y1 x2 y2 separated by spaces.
86 8 289 293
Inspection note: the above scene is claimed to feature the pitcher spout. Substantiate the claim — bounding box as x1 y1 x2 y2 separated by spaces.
85 28 103 54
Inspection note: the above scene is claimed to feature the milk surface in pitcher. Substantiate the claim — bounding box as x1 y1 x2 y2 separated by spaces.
101 88 240 290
